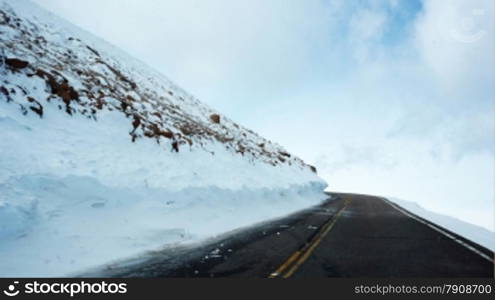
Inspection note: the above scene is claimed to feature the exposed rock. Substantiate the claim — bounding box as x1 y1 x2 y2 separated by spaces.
5 58 29 69
0 86 9 97
85 45 100 56
26 96 43 117
171 140 179 152
210 114 220 124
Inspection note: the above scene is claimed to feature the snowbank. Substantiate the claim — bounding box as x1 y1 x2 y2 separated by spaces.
387 197 494 251
0 173 325 277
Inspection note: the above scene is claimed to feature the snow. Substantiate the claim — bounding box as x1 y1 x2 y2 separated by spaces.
387 197 494 251
0 169 325 277
0 0 327 276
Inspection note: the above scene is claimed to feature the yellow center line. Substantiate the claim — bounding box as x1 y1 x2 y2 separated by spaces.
268 197 351 278
268 251 301 278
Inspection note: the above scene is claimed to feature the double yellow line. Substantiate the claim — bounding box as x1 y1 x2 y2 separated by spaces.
268 198 351 278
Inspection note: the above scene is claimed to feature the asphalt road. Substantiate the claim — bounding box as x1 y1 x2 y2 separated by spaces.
84 193 494 278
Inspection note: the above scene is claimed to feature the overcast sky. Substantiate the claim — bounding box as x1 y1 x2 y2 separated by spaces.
34 0 494 230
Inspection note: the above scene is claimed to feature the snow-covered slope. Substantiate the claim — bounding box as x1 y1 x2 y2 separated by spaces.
0 0 327 276
387 198 494 251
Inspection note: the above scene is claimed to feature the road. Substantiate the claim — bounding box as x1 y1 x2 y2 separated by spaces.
84 193 494 278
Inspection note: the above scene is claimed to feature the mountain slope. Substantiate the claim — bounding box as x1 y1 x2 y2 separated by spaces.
0 0 326 276
0 0 313 173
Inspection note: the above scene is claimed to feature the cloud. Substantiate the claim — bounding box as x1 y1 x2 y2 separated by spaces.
348 8 387 62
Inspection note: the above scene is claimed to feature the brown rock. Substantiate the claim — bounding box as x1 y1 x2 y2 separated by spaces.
5 58 29 69
210 114 220 124
161 130 174 139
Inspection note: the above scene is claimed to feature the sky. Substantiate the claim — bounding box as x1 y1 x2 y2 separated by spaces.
34 0 494 230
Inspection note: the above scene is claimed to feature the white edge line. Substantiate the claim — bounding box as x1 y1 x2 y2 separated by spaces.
380 197 494 263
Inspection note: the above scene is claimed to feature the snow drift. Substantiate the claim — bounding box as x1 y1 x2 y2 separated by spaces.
387 198 494 252
0 0 327 276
